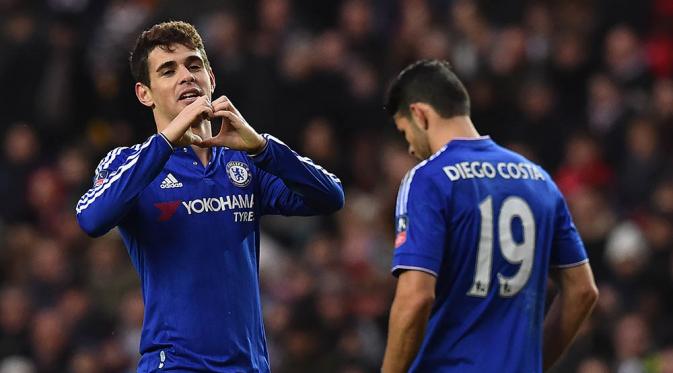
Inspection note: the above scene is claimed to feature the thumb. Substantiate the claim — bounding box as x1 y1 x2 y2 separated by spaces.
186 132 203 144
194 138 214 148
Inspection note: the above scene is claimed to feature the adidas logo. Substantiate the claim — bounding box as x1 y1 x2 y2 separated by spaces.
160 173 183 189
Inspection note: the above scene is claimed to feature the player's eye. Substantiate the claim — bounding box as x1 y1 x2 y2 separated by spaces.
162 70 174 76
189 65 201 71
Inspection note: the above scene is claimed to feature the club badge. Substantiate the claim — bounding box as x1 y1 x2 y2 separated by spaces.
226 161 251 187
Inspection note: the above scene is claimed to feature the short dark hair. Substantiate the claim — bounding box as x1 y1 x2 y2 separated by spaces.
384 60 470 118
129 21 211 86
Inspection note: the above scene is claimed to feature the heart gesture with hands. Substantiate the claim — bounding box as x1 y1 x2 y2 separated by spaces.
161 95 213 147
196 96 267 154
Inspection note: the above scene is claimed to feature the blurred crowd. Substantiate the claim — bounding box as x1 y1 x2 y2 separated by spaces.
1 0 672 372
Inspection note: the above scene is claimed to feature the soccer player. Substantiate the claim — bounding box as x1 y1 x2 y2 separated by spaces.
76 21 344 372
381 60 599 373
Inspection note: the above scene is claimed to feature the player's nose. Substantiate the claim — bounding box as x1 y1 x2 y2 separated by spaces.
178 66 196 84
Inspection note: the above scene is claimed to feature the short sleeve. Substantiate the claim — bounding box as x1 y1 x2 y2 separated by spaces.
391 169 447 277
550 193 588 268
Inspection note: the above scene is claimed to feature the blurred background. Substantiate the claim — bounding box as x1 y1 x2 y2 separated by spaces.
0 0 672 372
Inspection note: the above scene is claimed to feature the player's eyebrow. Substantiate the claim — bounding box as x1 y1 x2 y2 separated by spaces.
155 60 177 73
184 55 204 65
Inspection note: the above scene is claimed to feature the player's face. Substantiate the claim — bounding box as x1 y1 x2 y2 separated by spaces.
145 43 215 121
394 114 432 160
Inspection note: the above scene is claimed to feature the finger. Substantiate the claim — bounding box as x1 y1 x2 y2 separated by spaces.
190 133 203 143
213 111 238 131
213 110 242 127
202 97 214 111
195 137 215 147
217 96 241 116
192 139 207 148
199 107 214 121
211 95 227 105
182 132 203 146
212 99 234 113
189 95 210 107
225 98 241 115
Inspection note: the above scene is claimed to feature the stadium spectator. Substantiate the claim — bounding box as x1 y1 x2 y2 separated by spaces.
0 1 671 372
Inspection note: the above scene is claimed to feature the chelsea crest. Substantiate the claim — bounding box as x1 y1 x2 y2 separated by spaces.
226 161 252 187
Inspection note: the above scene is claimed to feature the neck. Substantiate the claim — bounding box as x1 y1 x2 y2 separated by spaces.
428 116 481 153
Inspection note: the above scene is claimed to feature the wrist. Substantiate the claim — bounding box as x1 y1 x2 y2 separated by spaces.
248 136 268 156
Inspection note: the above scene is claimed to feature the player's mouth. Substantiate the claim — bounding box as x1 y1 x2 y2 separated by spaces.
177 87 203 103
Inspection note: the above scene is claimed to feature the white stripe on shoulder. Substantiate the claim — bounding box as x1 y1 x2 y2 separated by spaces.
81 146 134 205
95 146 123 175
397 145 450 215
80 146 127 203
77 137 154 213
265 134 287 146
428 144 448 161
102 144 136 171
399 161 425 215
76 136 155 213
395 172 410 216
298 156 341 182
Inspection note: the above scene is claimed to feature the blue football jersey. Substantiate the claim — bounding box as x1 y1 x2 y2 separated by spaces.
76 133 344 372
392 137 587 373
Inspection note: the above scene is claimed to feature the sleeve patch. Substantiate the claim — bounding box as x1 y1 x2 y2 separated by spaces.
94 170 109 186
394 215 408 248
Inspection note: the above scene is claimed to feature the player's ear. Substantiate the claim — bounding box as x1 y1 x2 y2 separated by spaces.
409 103 429 130
208 67 216 94
135 82 154 108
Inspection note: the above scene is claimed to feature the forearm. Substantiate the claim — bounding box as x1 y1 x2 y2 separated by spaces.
251 134 344 212
382 299 431 373
542 290 596 371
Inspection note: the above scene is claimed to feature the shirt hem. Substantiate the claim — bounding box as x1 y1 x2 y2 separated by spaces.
248 134 270 158
550 258 589 268
391 265 438 277
158 133 175 151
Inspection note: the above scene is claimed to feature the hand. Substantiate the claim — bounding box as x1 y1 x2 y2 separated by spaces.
161 96 213 147
195 96 266 153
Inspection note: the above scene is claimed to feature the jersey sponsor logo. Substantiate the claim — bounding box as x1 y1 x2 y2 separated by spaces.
153 194 255 221
160 173 183 189
94 170 109 186
182 194 254 215
442 161 546 182
226 161 251 187
154 201 182 221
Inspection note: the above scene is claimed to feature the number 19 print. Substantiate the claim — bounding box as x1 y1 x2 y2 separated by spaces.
467 195 536 298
